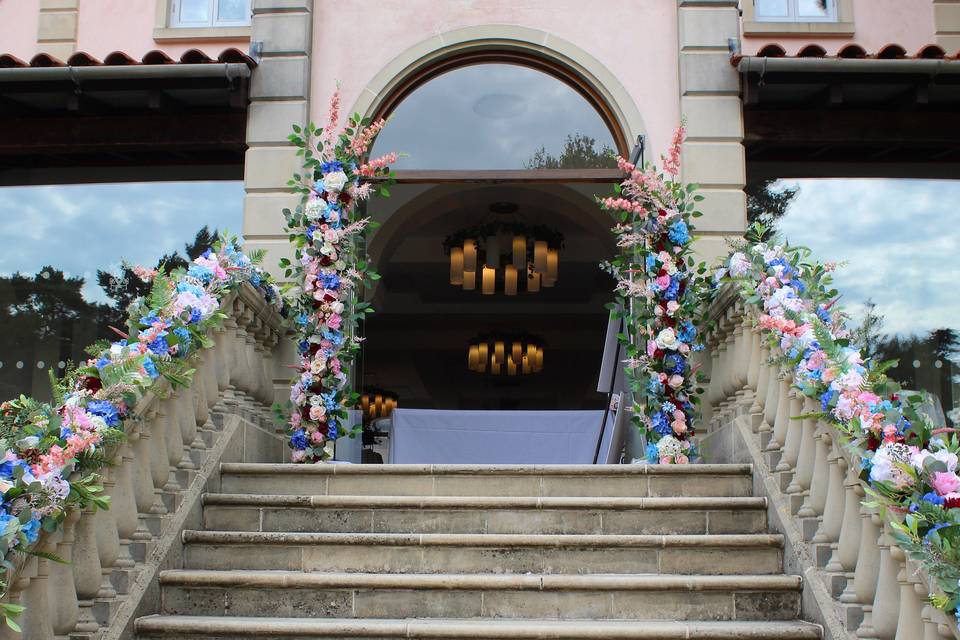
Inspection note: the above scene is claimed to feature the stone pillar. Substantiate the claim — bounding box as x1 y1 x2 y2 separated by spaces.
934 0 960 53
242 0 313 282
677 0 747 266
36 0 78 61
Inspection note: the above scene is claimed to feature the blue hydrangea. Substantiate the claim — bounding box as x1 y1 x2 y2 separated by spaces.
0 460 15 479
651 412 672 436
142 357 159 379
922 492 946 506
147 336 169 357
660 401 677 416
647 376 663 394
318 273 341 290
297 340 311 355
820 389 836 411
327 423 340 440
96 357 111 369
664 355 685 374
677 321 697 343
646 443 660 463
662 278 680 301
186 264 214 283
667 221 690 245
86 400 121 427
173 327 192 354
0 513 15 532
290 430 308 450
320 161 343 173
21 518 41 544
645 254 658 271
189 308 202 324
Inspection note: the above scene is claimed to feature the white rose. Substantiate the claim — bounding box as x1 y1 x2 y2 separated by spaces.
331 301 345 314
304 199 323 220
321 171 348 193
655 328 679 351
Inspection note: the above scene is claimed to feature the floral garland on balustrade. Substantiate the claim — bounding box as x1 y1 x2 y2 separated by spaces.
0 236 280 628
279 90 396 463
718 222 960 620
599 126 709 464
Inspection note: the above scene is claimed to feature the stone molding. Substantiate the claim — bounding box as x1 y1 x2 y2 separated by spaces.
346 24 647 151
36 0 79 60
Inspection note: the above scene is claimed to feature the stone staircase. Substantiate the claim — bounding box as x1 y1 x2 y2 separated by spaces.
134 463 823 639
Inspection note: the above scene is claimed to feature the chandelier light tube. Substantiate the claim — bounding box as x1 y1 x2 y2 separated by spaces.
533 240 548 274
481 266 496 295
504 264 518 296
462 270 476 291
545 248 559 286
527 268 540 293
449 246 464 285
463 238 477 273
512 234 526 269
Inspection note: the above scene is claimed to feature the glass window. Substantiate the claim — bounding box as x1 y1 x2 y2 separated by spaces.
756 0 790 18
0 182 243 403
755 0 836 22
370 63 620 170
768 178 960 426
171 0 250 27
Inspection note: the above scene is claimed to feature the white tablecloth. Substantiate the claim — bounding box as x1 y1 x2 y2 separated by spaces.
388 409 605 464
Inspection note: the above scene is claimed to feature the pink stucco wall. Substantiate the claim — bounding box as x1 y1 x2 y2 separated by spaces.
0 0 246 62
76 0 247 60
741 0 938 56
0 0 40 60
309 0 682 162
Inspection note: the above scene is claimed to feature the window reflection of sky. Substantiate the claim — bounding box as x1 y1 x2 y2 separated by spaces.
773 178 959 338
0 181 243 302
370 64 617 170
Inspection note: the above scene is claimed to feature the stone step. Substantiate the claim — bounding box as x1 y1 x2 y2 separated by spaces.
181 531 785 575
136 615 823 639
158 571 803 622
218 463 754 498
202 494 769 535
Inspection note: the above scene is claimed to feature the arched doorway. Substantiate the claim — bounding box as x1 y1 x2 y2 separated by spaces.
354 50 634 461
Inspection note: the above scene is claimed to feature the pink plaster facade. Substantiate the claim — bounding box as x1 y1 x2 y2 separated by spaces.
309 0 681 163
740 0 939 56
0 0 247 62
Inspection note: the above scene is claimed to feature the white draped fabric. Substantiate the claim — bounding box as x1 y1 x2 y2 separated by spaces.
388 409 605 464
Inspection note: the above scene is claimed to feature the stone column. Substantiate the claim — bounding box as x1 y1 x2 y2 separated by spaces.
37 0 79 61
242 0 314 281
677 0 747 266
934 0 960 53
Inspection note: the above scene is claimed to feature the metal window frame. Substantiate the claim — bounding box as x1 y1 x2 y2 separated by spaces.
754 0 838 23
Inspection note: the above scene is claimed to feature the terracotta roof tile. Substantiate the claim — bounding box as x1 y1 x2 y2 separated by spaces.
739 42 959 63
0 47 255 69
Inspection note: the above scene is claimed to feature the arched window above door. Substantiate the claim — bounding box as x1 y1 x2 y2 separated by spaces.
370 61 623 171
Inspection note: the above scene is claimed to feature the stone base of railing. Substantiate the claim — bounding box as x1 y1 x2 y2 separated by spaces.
699 394 959 640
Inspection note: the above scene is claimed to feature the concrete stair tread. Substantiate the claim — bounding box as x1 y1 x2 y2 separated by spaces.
220 463 754 476
182 530 784 548
202 494 768 510
158 569 803 591
136 615 822 638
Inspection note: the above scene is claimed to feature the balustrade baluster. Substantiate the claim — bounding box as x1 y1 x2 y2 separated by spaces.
813 435 845 547
893 553 925 640
71 507 103 634
20 555 53 640
50 510 80 635
859 521 902 639
112 443 140 577
146 408 170 516
747 327 763 417
797 423 829 522
777 390 804 473
786 397 818 499
768 375 792 453
94 468 120 603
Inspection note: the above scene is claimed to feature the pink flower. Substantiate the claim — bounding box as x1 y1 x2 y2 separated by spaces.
290 413 302 427
327 314 342 330
310 430 326 444
309 405 324 421
291 450 307 463
675 454 689 464
647 340 657 357
655 274 670 290
932 471 960 496
667 375 684 389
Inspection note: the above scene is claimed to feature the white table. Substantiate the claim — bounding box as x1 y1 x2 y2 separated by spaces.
388 409 605 464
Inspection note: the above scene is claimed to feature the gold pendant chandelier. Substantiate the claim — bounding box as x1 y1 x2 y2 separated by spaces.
467 333 544 375
445 221 561 295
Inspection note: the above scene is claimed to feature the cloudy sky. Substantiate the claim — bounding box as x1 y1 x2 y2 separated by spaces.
371 63 617 170
0 174 956 342
773 178 960 338
0 181 244 303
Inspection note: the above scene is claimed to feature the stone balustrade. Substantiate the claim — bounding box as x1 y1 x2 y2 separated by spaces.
698 289 959 640
1 283 288 640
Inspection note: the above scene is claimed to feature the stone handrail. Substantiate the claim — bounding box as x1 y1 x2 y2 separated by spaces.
699 288 958 640
1 283 287 640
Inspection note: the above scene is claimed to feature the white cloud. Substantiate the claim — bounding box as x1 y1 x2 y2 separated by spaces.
0 181 244 304
774 178 960 337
